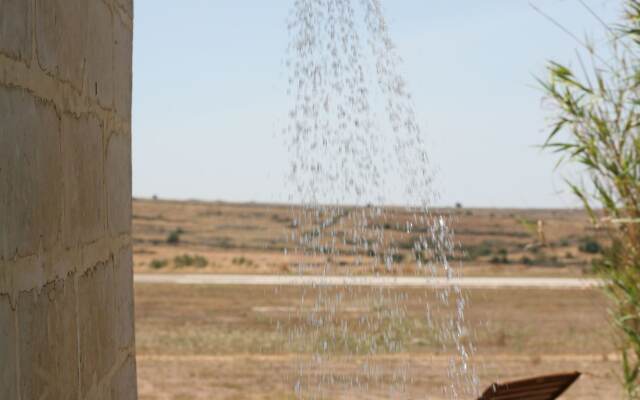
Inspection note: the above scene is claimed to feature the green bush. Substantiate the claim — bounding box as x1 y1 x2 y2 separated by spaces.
521 256 533 266
490 255 509 264
579 238 602 254
232 256 254 266
167 227 184 244
464 241 493 260
488 249 510 264
150 259 168 269
174 254 208 268
521 253 562 268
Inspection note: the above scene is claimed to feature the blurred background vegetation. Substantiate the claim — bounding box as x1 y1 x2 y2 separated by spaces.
541 1 640 396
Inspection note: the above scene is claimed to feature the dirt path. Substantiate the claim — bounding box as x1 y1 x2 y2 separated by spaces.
134 274 600 289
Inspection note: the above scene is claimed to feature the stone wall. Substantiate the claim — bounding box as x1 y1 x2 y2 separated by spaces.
0 0 137 398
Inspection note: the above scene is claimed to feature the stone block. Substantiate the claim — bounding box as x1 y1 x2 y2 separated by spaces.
35 0 88 89
4 0 137 397
87 0 114 108
18 277 79 400
115 246 135 349
106 132 131 235
62 113 105 248
0 295 17 400
0 0 32 62
0 88 62 260
113 16 133 122
110 354 137 400
114 0 134 18
78 262 117 398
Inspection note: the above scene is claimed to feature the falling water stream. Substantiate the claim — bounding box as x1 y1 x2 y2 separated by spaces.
283 1 479 398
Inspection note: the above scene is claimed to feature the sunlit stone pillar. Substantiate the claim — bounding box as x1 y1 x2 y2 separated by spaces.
0 0 137 398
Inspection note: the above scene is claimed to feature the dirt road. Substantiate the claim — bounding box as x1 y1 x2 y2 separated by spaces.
134 274 600 289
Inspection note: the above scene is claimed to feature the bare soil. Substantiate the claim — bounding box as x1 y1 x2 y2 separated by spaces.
133 199 605 277
135 284 618 399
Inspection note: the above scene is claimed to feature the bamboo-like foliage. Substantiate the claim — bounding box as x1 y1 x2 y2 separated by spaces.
540 2 640 397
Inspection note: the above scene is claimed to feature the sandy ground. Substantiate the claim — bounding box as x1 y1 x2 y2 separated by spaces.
134 284 618 399
137 354 621 399
134 274 601 289
133 199 604 277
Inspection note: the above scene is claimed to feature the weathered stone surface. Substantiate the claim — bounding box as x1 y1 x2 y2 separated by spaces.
4 0 136 396
0 0 32 62
114 0 134 18
78 262 117 398
0 88 62 260
87 0 114 107
111 355 137 400
113 16 133 122
0 295 17 400
115 246 135 349
107 132 132 235
35 0 88 88
62 113 105 248
18 278 79 400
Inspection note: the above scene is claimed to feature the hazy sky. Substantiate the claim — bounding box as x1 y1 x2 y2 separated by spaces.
133 1 619 208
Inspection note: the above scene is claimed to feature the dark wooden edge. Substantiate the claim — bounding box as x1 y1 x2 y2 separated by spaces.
478 371 581 400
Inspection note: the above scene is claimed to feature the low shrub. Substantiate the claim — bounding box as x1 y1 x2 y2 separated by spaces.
150 259 168 269
521 256 533 266
174 254 208 268
413 250 426 262
167 227 185 244
579 238 602 254
232 256 254 266
490 255 509 264
521 254 562 267
464 241 493 260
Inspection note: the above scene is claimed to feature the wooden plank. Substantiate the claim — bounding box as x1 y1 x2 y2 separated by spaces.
478 372 580 400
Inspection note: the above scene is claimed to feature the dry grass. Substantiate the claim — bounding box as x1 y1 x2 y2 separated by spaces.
133 199 605 277
135 283 618 399
133 199 616 397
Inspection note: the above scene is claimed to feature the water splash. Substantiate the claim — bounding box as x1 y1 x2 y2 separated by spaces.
284 0 479 397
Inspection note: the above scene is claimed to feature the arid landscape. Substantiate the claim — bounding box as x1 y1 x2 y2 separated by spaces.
4 1 635 399
132 198 606 277
132 198 616 399
135 284 617 399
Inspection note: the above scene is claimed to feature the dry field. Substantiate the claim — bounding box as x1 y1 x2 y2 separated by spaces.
133 198 605 277
133 199 616 398
135 284 618 399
